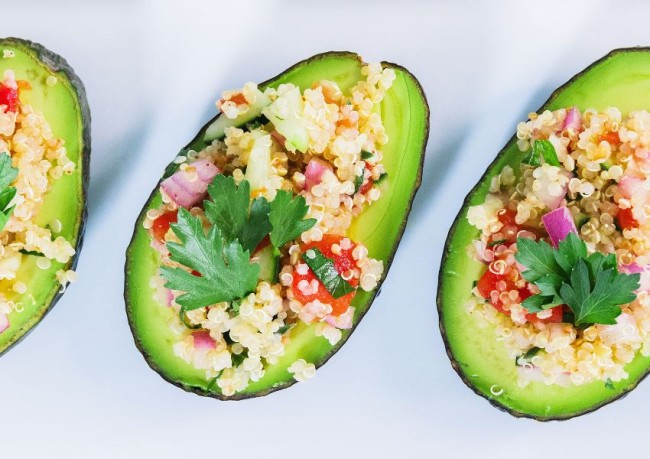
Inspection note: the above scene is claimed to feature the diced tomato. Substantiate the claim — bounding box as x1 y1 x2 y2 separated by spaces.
151 210 178 242
0 84 19 112
599 131 620 145
617 207 638 230
476 269 563 323
476 269 502 299
496 208 521 243
526 305 564 324
230 93 247 105
292 234 359 316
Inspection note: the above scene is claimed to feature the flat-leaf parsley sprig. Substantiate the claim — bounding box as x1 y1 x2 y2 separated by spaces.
515 233 640 327
0 152 18 232
160 175 317 311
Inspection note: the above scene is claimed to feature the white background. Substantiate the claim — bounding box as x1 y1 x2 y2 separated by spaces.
1 1 649 457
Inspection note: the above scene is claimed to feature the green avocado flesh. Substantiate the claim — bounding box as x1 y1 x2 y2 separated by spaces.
0 38 88 355
438 48 650 420
125 52 429 399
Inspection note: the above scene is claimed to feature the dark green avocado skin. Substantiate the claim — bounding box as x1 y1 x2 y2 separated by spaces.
437 48 650 421
124 51 429 400
0 37 90 356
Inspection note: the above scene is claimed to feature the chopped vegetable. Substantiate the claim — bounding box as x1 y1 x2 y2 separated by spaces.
302 247 356 299
269 190 316 250
541 207 578 247
159 208 259 311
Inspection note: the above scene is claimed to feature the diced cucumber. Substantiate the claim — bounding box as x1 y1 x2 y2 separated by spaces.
262 85 309 153
245 133 272 193
253 243 279 283
204 89 271 142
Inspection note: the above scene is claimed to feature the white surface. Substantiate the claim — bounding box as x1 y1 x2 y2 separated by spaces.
1 0 649 457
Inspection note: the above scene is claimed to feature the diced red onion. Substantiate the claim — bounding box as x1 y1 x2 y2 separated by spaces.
192 330 216 350
166 289 174 307
304 158 332 191
160 160 220 208
618 175 643 200
562 107 582 132
325 307 355 329
0 313 8 334
541 206 578 247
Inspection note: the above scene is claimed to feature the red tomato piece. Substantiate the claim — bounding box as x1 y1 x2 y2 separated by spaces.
0 84 19 112
599 131 620 145
617 207 638 230
151 210 178 242
292 234 359 316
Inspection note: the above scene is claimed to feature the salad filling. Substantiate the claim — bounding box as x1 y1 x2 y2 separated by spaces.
466 107 650 387
0 69 76 332
144 63 394 396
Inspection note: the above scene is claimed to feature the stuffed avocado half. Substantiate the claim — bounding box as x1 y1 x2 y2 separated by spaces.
439 48 650 420
0 38 89 355
125 52 428 399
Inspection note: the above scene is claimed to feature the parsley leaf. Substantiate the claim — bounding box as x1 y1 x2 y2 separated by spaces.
0 153 18 232
269 190 316 249
521 140 560 167
204 175 272 252
0 153 18 188
560 258 639 326
160 208 259 311
515 233 640 326
302 247 356 299
515 237 563 283
535 139 561 166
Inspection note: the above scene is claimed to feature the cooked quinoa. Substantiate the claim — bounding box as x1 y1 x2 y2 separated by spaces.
466 107 650 387
144 64 393 396
0 69 76 330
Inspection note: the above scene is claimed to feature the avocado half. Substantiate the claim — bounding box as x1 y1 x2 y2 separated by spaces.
438 48 650 420
0 38 90 355
125 51 429 399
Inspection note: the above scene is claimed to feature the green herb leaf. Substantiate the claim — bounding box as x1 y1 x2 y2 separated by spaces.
0 153 18 189
204 175 250 243
515 237 563 283
0 186 16 210
0 153 18 232
522 149 542 166
353 174 364 193
605 378 615 390
269 190 316 249
560 259 639 326
277 323 294 335
301 247 355 299
375 172 388 185
516 233 640 326
19 249 44 257
204 175 272 252
361 150 374 160
534 139 561 166
516 346 542 366
160 208 259 311
239 196 272 252
232 352 247 367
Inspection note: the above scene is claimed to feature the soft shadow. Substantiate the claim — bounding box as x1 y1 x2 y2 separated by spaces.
86 120 150 222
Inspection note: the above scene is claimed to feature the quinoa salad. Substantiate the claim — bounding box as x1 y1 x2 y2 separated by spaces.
0 68 77 333
465 106 650 388
144 63 394 396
